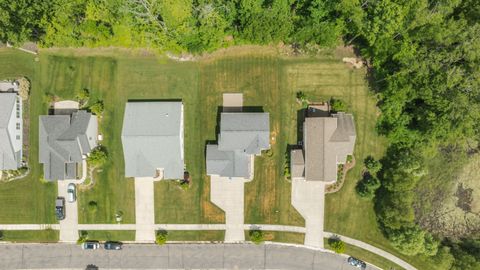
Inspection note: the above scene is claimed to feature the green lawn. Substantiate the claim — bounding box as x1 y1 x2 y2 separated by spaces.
166 230 225 241
0 230 58 242
0 49 57 224
82 230 135 241
245 230 305 244
324 239 405 270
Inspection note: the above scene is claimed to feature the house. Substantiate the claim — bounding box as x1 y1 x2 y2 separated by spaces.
206 101 270 180
0 93 22 170
291 105 356 183
39 110 98 181
121 101 184 179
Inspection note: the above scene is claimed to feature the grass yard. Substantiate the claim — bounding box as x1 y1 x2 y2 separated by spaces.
82 230 135 241
245 230 305 244
324 239 405 270
0 49 57 224
0 230 58 242
166 230 225 242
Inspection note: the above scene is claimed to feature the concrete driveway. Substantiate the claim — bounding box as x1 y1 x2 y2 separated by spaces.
57 181 79 242
134 177 155 242
0 243 381 270
291 179 326 248
210 175 247 242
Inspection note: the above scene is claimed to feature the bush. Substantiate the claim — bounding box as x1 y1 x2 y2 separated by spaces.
87 147 107 167
364 156 382 174
76 88 90 106
0 230 3 240
356 173 381 198
249 230 265 244
328 238 346 254
155 230 168 245
330 98 346 113
17 77 30 100
90 100 104 115
77 230 88 244
88 201 98 213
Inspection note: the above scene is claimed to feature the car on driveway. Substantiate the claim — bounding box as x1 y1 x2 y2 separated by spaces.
104 241 122 250
82 241 100 250
67 183 76 202
55 197 65 220
348 257 367 269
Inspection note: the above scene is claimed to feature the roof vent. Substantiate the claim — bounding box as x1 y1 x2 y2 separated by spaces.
165 113 169 117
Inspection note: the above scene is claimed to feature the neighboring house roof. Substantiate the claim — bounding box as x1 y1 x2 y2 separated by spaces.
302 112 356 182
207 112 270 179
39 111 98 180
218 113 270 155
0 93 21 170
121 102 184 179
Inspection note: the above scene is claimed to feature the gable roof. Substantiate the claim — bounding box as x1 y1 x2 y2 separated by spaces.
39 111 97 180
304 112 356 182
207 112 270 178
206 145 251 178
121 102 184 179
0 93 19 170
218 113 270 155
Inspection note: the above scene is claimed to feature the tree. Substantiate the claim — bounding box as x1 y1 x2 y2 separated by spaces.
330 98 346 113
356 173 381 198
364 156 382 174
328 238 346 254
87 147 107 167
87 201 98 213
249 230 264 244
155 230 168 245
388 226 427 256
89 100 104 115
76 88 90 105
77 230 88 244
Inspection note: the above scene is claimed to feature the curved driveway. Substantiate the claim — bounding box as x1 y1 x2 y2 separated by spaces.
0 243 379 270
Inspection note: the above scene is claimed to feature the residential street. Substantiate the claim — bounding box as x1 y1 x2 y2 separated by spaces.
0 243 380 270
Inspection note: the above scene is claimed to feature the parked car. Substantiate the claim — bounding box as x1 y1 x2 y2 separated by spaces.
82 241 100 250
55 197 65 220
104 241 122 250
348 257 367 269
67 183 76 203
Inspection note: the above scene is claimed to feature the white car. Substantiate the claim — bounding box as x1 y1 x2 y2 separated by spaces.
67 183 76 203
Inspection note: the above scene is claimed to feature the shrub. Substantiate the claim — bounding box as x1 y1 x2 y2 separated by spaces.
77 230 88 244
90 100 104 115
87 147 107 167
17 77 30 100
155 230 168 245
0 230 3 240
346 155 353 164
88 201 98 213
249 230 265 244
76 88 90 106
330 98 346 113
356 173 381 198
364 155 382 174
296 91 306 101
328 238 346 254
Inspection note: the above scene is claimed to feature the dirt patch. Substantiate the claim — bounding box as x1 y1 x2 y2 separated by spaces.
456 183 473 212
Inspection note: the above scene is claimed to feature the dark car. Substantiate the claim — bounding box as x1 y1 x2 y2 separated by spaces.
104 241 122 250
348 257 367 269
82 241 100 250
55 197 65 220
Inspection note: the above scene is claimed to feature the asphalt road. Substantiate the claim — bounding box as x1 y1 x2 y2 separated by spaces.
0 243 379 270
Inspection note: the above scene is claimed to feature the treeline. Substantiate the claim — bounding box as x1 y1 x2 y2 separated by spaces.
0 0 349 52
2 0 480 268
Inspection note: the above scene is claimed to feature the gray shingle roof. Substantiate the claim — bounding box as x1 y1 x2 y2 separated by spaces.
218 113 270 155
0 93 21 170
121 102 184 179
301 112 356 182
39 111 97 181
207 112 270 178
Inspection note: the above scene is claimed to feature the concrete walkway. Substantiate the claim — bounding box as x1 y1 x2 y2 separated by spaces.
134 177 155 242
210 175 247 242
291 179 326 248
